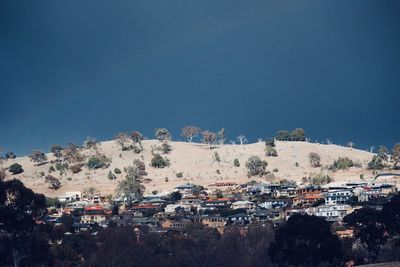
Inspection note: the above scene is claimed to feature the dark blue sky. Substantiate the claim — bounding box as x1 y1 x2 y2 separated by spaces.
1 0 399 155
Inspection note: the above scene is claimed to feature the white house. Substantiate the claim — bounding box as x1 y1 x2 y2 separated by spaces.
309 204 352 220
164 204 191 213
231 200 256 210
324 190 353 205
175 184 195 197
58 191 82 202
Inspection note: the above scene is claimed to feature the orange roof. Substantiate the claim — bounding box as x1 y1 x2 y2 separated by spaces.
336 230 354 236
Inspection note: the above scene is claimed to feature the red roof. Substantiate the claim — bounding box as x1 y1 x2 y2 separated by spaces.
84 205 104 211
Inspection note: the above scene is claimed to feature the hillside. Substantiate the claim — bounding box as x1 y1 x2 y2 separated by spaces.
2 140 380 197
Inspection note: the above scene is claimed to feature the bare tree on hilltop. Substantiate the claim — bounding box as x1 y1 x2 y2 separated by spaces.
347 141 355 149
114 132 131 149
130 131 144 145
237 134 248 146
181 126 201 143
154 128 171 141
201 130 217 149
218 128 226 145
392 143 400 169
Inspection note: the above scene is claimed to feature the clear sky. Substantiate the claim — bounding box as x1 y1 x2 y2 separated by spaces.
1 0 399 155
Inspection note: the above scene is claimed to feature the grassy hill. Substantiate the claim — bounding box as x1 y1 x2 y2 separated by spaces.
2 140 380 197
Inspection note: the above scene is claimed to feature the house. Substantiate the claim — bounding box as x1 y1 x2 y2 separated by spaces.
131 217 159 228
231 200 256 210
293 194 324 206
252 209 284 222
325 190 353 205
285 207 307 220
297 185 322 196
308 204 352 221
247 183 281 195
83 194 101 204
162 218 191 229
130 203 162 213
176 197 203 209
336 229 354 239
164 204 191 213
139 198 166 206
203 198 234 209
65 200 90 209
175 184 195 197
58 191 82 202
80 205 110 224
208 182 239 193
190 215 225 229
226 213 251 226
258 198 288 209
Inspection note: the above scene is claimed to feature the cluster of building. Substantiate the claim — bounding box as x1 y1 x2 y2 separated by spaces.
45 176 399 236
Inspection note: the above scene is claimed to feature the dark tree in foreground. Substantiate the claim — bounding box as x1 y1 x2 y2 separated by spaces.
344 207 386 262
0 179 47 267
269 214 342 267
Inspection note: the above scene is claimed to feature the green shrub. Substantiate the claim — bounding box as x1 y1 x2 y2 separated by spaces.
9 163 23 174
233 158 240 167
176 172 183 178
311 174 332 185
213 152 221 162
265 138 275 147
309 152 321 167
87 155 110 169
45 175 61 190
265 146 278 157
70 164 82 174
30 150 47 163
273 168 279 172
108 170 116 180
295 162 299 167
160 142 172 154
49 166 56 172
368 156 384 170
87 157 103 169
150 153 170 168
333 157 354 170
246 156 268 177
152 190 158 195
114 168 122 174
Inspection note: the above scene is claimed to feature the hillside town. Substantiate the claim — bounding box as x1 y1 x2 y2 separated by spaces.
46 173 400 239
